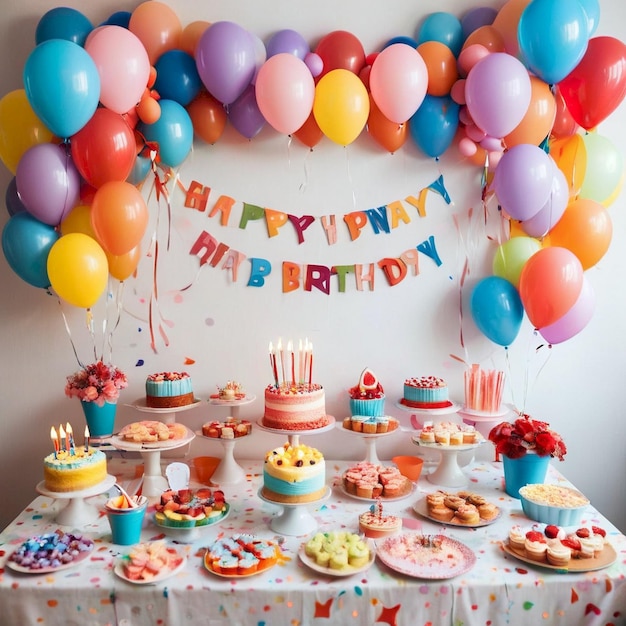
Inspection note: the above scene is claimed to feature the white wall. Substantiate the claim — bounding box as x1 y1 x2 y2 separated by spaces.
1 0 625 532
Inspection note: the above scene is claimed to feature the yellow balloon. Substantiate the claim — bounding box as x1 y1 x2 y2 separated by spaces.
313 69 369 146
0 89 54 174
107 244 142 281
60 205 97 238
47 233 108 308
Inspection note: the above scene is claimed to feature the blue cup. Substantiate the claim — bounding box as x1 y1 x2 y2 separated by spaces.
502 453 550 498
105 497 147 545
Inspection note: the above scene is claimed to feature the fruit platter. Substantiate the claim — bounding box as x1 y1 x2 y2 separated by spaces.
115 541 186 584
154 487 229 529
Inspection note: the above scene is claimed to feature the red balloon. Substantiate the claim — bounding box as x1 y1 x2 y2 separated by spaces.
551 86 579 139
559 36 626 130
293 111 323 149
71 108 136 188
315 31 366 78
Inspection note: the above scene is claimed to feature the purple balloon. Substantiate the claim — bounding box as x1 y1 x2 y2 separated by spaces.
539 276 595 344
196 21 256 105
228 85 266 139
5 178 27 216
521 168 568 238
461 7 498 39
304 52 324 78
266 29 309 60
15 143 80 226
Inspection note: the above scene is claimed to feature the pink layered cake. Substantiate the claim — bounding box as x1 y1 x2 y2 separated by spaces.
262 383 331 431
402 376 451 409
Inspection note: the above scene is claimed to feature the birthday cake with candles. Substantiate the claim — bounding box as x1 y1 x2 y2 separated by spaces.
44 424 107 492
145 372 195 408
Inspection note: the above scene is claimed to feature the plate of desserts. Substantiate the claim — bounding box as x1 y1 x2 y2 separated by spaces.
340 461 414 502
7 531 94 574
203 534 280 578
110 421 195 450
376 533 476 579
114 542 186 584
413 490 501 528
411 421 484 450
339 415 401 436
299 531 376 577
153 487 230 530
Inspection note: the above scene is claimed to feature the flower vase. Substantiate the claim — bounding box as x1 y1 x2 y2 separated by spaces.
502 452 550 498
81 400 117 438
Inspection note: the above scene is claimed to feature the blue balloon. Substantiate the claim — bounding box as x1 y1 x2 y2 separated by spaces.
518 0 589 85
126 154 152 186
383 36 418 50
578 0 600 36
139 100 193 168
35 7 93 46
154 50 202 107
2 212 59 288
23 39 100 139
102 11 132 28
470 277 523 347
409 95 459 158
416 12 464 57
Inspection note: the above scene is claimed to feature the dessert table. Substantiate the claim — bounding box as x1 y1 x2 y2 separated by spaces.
1 452 625 626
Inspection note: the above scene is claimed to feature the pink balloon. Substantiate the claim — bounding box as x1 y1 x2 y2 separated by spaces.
538 275 595 344
458 44 490 75
255 54 315 135
521 168 568 238
465 52 531 138
370 43 428 124
459 136 478 156
85 25 151 114
450 79 466 104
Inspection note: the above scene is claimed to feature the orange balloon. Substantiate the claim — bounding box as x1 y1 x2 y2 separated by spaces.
180 20 210 57
91 181 149 256
187 91 227 144
128 1 182 64
60 204 96 239
550 134 587 199
107 244 142 281
548 198 613 270
293 111 324 149
416 41 458 97
462 26 506 54
137 95 161 125
504 76 556 148
367 94 407 153
492 0 532 57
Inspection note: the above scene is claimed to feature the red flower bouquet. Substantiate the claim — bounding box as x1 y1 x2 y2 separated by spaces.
65 361 128 406
488 414 567 461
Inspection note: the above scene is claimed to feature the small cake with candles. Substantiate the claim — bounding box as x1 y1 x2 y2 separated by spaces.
359 500 402 538
145 372 195 408
43 424 107 492
348 368 386 418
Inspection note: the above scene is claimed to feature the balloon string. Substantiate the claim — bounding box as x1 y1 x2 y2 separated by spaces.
57 297 83 369
104 280 125 365
299 145 311 193
344 146 357 211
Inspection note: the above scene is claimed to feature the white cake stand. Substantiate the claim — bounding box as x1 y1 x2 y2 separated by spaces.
125 399 203 425
208 394 256 418
396 400 460 430
256 417 336 447
36 474 116 526
335 420 401 464
195 431 250 486
258 486 330 536
109 428 195 497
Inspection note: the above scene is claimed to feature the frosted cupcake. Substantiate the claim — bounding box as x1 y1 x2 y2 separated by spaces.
349 368 385 417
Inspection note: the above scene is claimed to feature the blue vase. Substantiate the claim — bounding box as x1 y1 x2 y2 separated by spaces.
81 400 117 438
502 452 550 498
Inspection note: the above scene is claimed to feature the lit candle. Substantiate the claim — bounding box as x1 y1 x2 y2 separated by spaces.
50 427 59 459
59 424 66 453
288 340 295 386
65 422 75 455
84 425 90 453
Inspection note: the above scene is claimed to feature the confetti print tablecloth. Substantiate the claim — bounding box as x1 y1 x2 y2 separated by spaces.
1 454 625 626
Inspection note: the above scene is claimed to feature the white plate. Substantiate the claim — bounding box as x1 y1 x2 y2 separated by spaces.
298 540 375 577
36 474 116 500
109 426 195 451
126 399 202 414
7 540 93 574
338 481 415 503
412 497 501 528
376 533 476 579
457 406 510 419
336 419 401 438
411 434 485 451
208 394 256 406
114 549 186 585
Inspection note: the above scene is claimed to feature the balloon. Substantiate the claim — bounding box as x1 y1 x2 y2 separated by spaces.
518 246 583 328
538 275 595 344
461 7 498 39
36 7 93 46
492 144 555 221
180 20 210 57
547 198 612 270
85 26 152 115
304 52 323 78
266 29 309 60
249 33 267 85
255 54 315 135
464 53 531 138
16 143 80 226
470 276 524 346
521 168 568 238
416 41 458 97
136 95 161 125
367 95 407 154
2 212 59 288
313 69 369 146
293 111 323 149
551 86 580 138
154 50 202 107
91 181 149 256
128 1 182 65
416 12 464 57
107 244 142 281
102 11 131 28
383 36 418 49
518 0 589 85
462 26 505 55
492 236 542 288
70 108 136 188
578 0 600 36
0 90 54 174
559 37 626 131
550 134 586 198
492 0 531 57
504 76 556 148
138 99 193 168
579 133 624 205
314 31 366 78
228 84 266 139
187 92 227 144
47 233 108 308
409 95 459 158
23 39 100 138
196 21 256 105
60 204 96 239
5 178 26 216
370 44 428 123
126 154 151 186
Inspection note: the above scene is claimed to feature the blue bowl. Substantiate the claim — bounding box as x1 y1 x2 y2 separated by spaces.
518 484 589 526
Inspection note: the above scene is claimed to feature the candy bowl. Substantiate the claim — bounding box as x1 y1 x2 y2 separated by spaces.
518 484 589 526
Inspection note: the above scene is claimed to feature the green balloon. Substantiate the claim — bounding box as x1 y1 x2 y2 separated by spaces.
492 237 541 288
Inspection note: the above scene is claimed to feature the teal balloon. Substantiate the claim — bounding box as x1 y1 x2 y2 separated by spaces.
23 39 100 138
139 99 193 168
2 212 59 288
154 50 202 107
518 0 589 84
36 7 93 46
409 95 459 158
578 0 600 36
470 276 523 346
416 12 464 56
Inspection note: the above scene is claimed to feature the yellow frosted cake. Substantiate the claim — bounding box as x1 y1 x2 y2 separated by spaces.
43 448 107 493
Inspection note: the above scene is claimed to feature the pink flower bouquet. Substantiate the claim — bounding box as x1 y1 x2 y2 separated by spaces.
65 361 128 406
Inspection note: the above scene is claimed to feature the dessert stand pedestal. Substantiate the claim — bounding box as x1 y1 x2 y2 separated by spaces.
126 399 202 425
208 394 256 419
256 417 336 447
195 432 249 486
395 400 460 430
36 474 116 526
336 420 400 464
258 487 331 536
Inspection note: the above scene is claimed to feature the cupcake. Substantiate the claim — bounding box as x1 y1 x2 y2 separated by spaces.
509 525 526 551
524 531 548 562
349 368 385 417
546 540 571 567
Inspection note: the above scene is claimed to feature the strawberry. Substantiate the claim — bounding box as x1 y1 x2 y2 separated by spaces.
592 526 606 538
525 530 545 543
576 527 591 538
561 536 581 551
544 525 560 539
